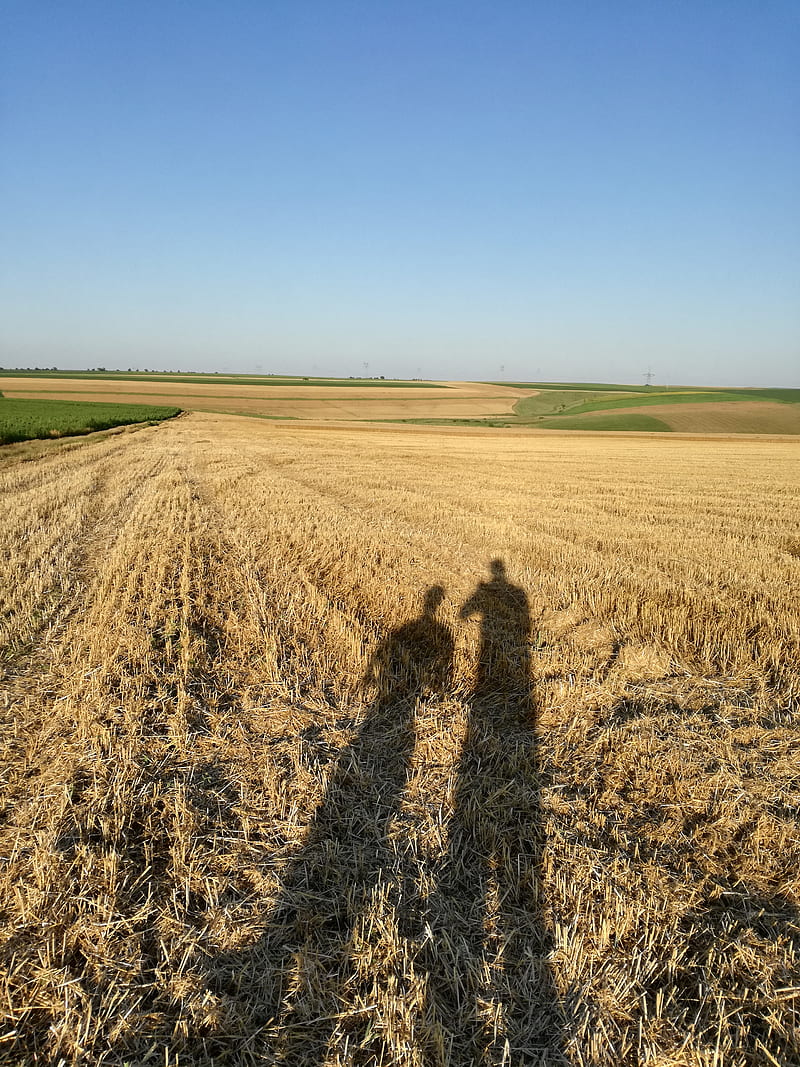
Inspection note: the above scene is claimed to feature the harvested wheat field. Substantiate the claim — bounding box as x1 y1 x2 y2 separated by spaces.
0 378 523 423
1 412 798 1067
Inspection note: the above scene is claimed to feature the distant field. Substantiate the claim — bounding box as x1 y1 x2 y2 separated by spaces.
501 382 799 404
559 390 795 415
485 380 693 392
0 369 443 388
0 375 521 423
624 400 800 434
535 399 800 434
0 372 797 433
1 411 797 1065
537 412 673 432
0 397 181 445
513 384 800 434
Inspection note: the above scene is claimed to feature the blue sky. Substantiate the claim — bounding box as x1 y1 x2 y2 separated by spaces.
2 1 798 385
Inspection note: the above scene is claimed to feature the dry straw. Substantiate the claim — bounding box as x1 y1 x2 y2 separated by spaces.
0 413 798 1065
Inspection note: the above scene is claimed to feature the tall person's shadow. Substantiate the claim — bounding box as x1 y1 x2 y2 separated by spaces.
422 560 565 1064
208 585 454 1063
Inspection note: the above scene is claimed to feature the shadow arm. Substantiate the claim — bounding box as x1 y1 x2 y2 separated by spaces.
459 587 483 620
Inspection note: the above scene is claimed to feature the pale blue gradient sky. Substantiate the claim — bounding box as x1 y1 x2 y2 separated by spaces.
2 2 798 385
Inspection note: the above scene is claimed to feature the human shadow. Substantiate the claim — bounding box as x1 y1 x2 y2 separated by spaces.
422 560 566 1064
207 585 454 1062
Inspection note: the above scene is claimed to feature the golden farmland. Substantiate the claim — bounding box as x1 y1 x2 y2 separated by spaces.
1 413 798 1066
3 374 799 435
0 377 523 422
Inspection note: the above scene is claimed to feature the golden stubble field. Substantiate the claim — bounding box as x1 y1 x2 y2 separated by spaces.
1 413 798 1066
0 378 524 422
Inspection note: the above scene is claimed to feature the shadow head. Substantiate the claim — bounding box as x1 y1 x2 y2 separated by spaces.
423 585 446 615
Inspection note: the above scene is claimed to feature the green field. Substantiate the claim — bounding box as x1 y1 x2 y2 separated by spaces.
555 389 800 416
0 398 181 445
512 390 639 418
536 413 673 432
720 386 800 403
494 383 799 433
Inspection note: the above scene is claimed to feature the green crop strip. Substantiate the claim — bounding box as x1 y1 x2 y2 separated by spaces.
0 398 181 445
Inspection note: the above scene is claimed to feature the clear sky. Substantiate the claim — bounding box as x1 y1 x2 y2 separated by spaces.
2 1 798 385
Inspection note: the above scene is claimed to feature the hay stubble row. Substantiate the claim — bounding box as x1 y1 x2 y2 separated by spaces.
1 413 798 1065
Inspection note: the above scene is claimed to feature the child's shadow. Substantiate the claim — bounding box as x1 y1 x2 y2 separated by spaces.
207 585 454 1062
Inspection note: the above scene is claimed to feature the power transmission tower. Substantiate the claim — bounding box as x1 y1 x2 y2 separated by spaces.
643 367 655 387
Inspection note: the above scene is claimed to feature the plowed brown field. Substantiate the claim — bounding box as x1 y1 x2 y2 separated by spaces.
1 413 798 1066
